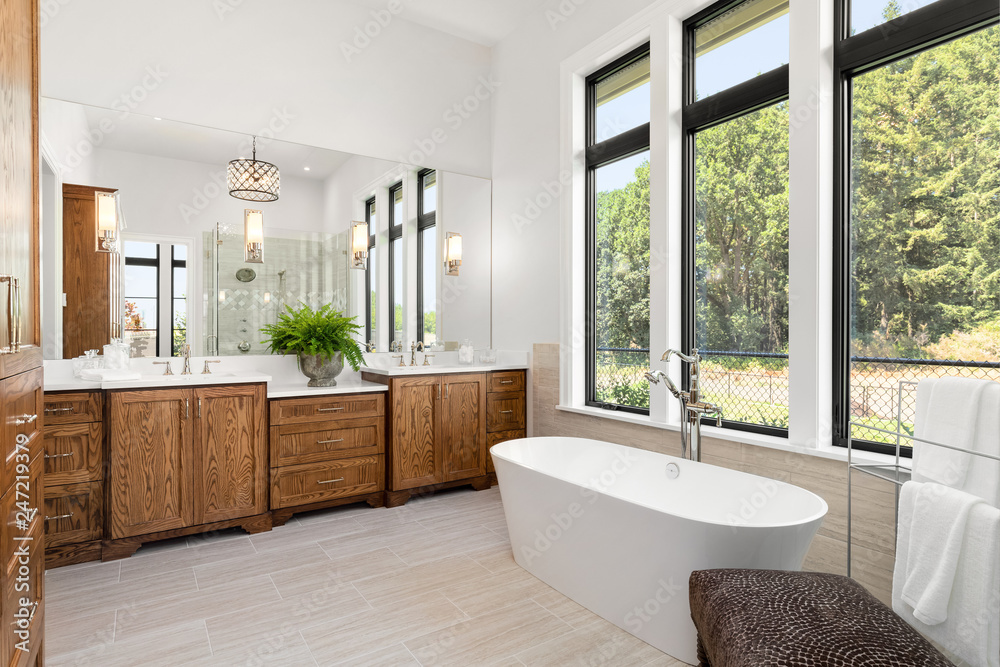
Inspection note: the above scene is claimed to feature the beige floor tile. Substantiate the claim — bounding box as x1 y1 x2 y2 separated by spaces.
47 566 199 626
353 505 420 529
270 547 407 598
301 593 468 665
333 643 421 666
515 616 666 666
403 598 571 666
113 574 281 642
642 655 693 666
193 542 332 589
353 556 491 608
45 609 117 658
295 502 384 526
316 520 435 560
206 632 319 667
442 566 551 618
118 534 257 582
48 621 213 667
205 584 371 655
466 543 520 574
250 515 367 553
529 589 597 629
390 523 507 566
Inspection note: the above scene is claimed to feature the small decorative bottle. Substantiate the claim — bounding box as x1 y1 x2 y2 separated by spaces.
458 339 475 365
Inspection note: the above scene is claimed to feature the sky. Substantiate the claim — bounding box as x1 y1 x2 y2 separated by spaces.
596 0 925 191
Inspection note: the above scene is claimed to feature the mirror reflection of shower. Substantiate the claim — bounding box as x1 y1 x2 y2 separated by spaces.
205 223 349 355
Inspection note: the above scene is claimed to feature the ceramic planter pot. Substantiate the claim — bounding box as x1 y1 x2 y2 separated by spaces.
298 352 344 387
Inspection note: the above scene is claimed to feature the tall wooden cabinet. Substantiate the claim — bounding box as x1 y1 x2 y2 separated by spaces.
0 0 44 663
105 384 269 560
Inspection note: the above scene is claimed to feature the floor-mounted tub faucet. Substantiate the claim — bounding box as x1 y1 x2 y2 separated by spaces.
646 348 723 462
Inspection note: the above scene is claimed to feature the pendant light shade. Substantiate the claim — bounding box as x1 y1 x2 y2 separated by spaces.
228 136 280 202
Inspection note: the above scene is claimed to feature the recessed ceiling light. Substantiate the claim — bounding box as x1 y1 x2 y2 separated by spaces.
303 167 311 171
154 117 162 121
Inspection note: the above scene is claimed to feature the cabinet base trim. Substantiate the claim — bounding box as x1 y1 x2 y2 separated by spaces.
101 513 273 562
44 540 104 569
386 475 491 508
271 491 385 527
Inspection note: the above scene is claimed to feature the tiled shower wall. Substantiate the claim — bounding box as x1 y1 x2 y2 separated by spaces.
531 343 897 605
203 230 349 356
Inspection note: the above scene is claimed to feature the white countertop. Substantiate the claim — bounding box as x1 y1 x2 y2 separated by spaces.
43 350 529 398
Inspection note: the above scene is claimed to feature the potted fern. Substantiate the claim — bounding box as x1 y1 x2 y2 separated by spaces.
261 303 366 386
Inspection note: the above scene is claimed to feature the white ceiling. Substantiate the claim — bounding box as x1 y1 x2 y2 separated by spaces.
70 101 354 181
343 0 550 46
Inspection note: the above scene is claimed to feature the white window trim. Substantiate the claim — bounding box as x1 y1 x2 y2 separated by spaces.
559 0 836 452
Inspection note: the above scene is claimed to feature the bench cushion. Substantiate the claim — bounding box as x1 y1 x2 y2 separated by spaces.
689 569 954 667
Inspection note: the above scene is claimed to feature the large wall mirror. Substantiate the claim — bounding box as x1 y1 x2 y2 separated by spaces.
39 98 492 359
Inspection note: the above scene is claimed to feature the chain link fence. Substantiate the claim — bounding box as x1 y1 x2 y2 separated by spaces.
594 348 1000 442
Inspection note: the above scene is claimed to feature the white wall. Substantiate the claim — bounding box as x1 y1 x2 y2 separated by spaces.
41 0 495 178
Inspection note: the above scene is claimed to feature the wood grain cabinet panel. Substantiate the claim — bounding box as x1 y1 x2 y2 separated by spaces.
42 422 102 486
441 374 487 482
488 371 525 393
43 481 102 548
195 384 267 524
1 368 43 498
42 392 102 425
108 389 193 539
389 377 442 491
271 456 383 509
271 394 384 425
486 394 526 432
272 418 382 467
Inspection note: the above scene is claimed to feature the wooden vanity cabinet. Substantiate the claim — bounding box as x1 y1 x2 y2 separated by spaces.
269 393 386 526
105 383 269 560
42 391 105 567
377 372 490 507
485 370 527 479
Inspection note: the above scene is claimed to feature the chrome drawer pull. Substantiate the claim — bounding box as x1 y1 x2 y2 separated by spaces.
317 407 345 412
499 380 514 385
500 410 514 414
44 452 75 459
14 414 37 425
45 513 74 521
317 478 345 484
317 438 345 445
44 406 75 414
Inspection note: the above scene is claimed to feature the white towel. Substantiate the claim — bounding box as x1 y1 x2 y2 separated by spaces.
79 369 142 382
894 481 1000 667
913 377 991 490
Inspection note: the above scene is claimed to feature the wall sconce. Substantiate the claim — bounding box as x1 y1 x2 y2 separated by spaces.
95 191 119 252
445 232 462 276
244 209 264 263
350 220 369 269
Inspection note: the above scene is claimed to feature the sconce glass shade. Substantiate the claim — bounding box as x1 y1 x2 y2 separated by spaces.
350 220 369 269
228 137 280 202
95 191 119 253
445 232 462 276
244 209 264 263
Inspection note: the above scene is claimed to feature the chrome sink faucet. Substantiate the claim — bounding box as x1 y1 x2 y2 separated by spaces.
645 348 723 463
181 344 193 375
410 341 424 366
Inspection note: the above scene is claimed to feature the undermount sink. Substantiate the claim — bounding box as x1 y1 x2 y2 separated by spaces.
139 371 243 381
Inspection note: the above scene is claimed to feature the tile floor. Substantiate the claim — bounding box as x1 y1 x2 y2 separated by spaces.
45 487 689 666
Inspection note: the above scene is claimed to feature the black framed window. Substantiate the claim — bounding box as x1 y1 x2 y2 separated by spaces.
364 196 376 347
388 182 404 346
171 245 187 356
833 0 999 454
585 43 651 414
123 241 160 358
417 169 437 345
682 0 790 436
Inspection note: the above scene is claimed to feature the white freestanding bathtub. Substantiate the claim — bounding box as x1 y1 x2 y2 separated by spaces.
492 437 828 664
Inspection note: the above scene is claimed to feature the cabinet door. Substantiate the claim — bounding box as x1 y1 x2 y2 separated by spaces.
2 368 43 499
194 384 266 524
441 374 487 482
390 377 441 490
108 390 193 539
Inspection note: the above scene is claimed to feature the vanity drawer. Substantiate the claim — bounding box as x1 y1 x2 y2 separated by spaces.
486 394 526 432
271 417 383 467
270 393 384 425
2 369 43 498
486 430 526 474
43 391 103 425
488 371 525 394
270 455 383 509
43 422 103 486
43 481 103 548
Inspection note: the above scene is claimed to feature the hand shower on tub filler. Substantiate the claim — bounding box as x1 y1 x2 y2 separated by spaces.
646 349 723 462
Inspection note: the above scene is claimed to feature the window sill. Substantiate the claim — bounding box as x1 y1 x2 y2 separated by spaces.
555 404 897 466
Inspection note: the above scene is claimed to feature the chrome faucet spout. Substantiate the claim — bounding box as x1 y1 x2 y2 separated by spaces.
182 344 192 375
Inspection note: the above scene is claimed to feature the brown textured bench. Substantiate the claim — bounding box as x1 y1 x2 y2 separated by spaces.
689 569 955 667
